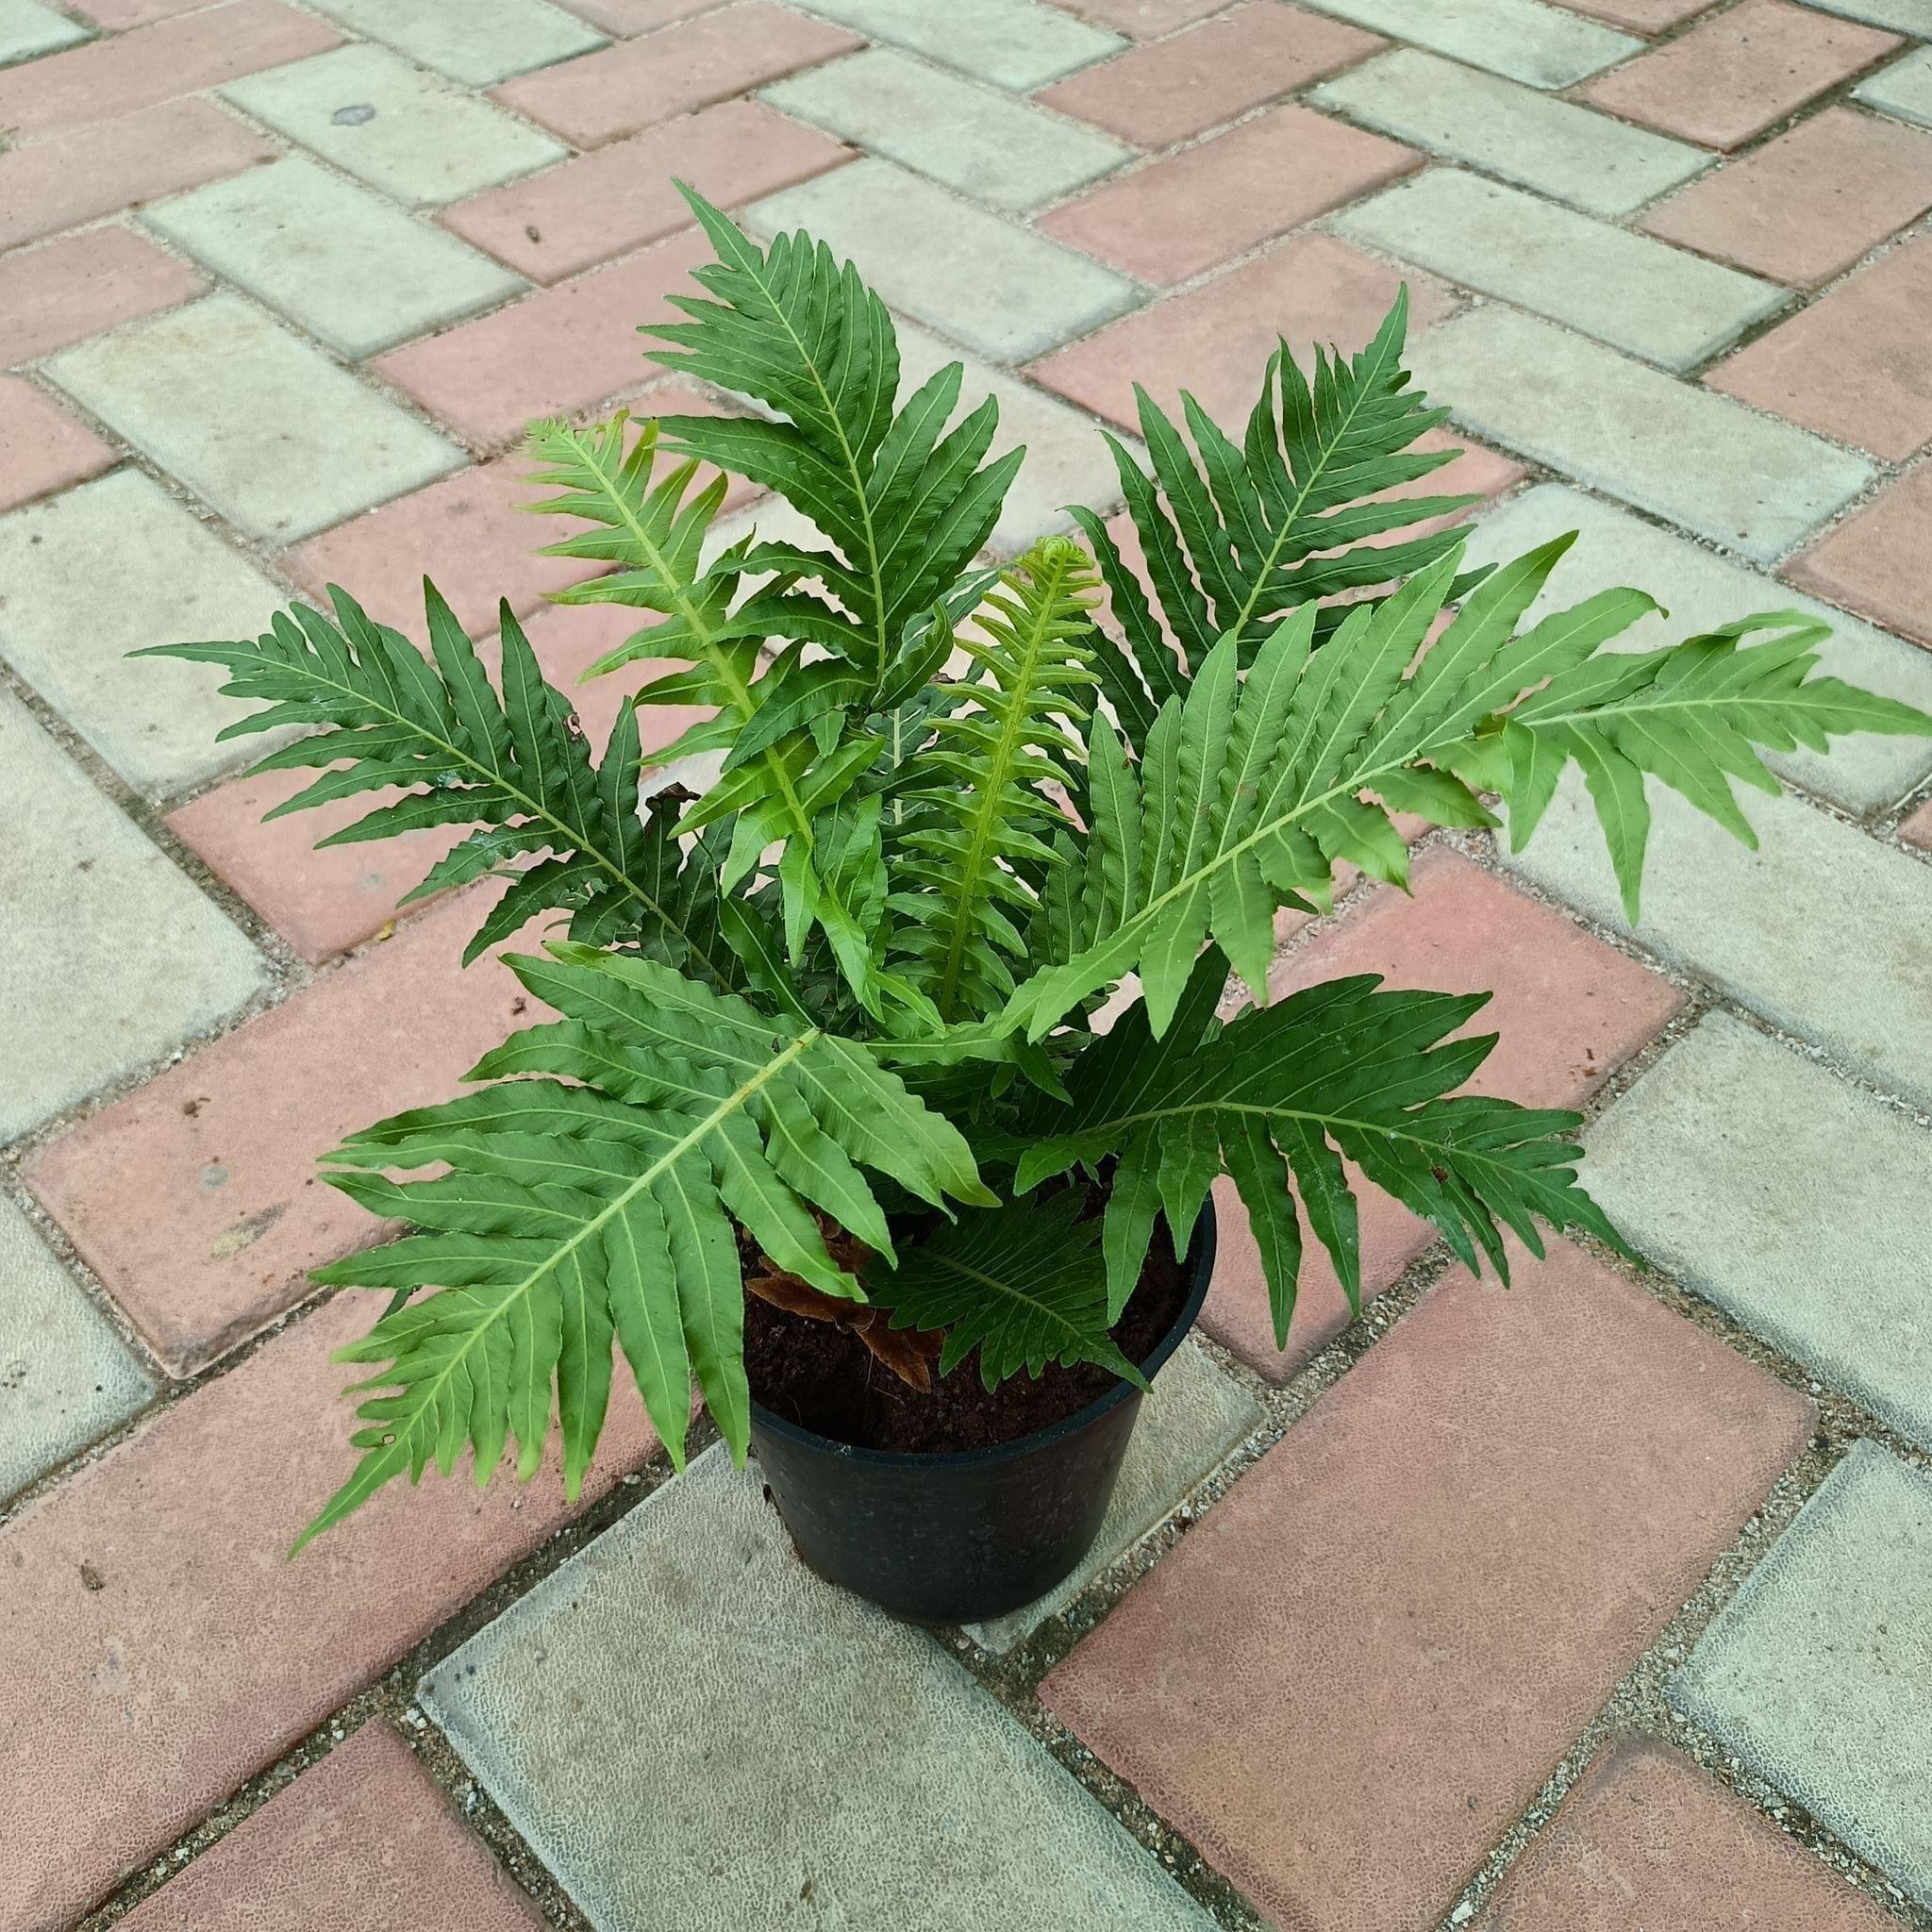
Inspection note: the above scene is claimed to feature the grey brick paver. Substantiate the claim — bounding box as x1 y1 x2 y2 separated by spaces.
0 0 87 64
0 691 266 1141
47 295 465 542
1299 0 1639 88
1313 50 1712 216
0 470 291 794
1585 1013 1932 1449
301 0 606 86
762 46 1129 213
1408 307 1874 563
0 1194 154 1507
1501 773 1932 1109
1336 170 1787 372
221 43 568 208
1855 45 1932 124
1807 0 1932 32
420 1447 1222 1932
795 0 1124 88
965 1341 1262 1653
1459 484 1932 814
142 158 525 360
749 158 1139 362
1671 1442 1932 1910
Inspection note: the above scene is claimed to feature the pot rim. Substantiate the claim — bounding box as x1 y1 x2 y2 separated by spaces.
746 1202 1218 1472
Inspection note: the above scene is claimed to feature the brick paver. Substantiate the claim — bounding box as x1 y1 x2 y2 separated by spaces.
1040 102 1419 285
1037 4 1383 150
1587 1013 1932 1451
1045 1243 1812 1932
8 2 1932 1924
1475 1740 1902 1931
440 97 852 283
1313 48 1712 216
0 1288 657 1932
0 1192 154 1507
1580 0 1902 150
1204 848 1681 1376
1640 105 1932 287
1786 461 1932 647
1671 1441 1932 1910
117 1724 544 1932
422 1447 1222 1932
28 894 545 1375
0 226 207 369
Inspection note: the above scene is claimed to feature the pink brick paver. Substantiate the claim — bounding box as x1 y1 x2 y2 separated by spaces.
1043 1243 1814 1932
440 98 851 284
26 894 545 1376
1474 1740 1902 1931
1706 233 1932 462
1029 229 1458 430
1579 0 1902 152
119 1724 544 1932
0 226 207 370
1640 106 1932 288
0 0 341 142
0 376 116 511
66 0 220 23
0 97 275 254
1902 798 1932 851
1039 103 1419 286
1203 849 1683 1377
0 1290 657 1932
1785 462 1932 648
1559 0 1707 26
373 230 710 450
1039 4 1384 150
491 3 861 148
1054 0 1228 34
556 0 728 28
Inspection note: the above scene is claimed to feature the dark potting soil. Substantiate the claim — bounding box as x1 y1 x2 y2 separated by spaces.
741 1216 1191 1456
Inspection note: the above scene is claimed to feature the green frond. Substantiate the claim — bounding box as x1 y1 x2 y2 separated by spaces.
641 184 1024 691
135 583 740 979
867 1190 1143 1392
1002 535 1932 1041
886 536 1102 1024
293 947 994 1550
1013 951 1629 1332
1074 291 1487 739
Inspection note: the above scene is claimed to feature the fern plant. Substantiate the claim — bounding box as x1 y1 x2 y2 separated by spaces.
144 187 1931 1547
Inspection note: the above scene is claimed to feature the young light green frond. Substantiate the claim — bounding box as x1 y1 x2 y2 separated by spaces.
867 1190 1144 1392
641 185 1023 690
291 950 993 1551
1084 291 1485 728
1000 538 1932 1042
135 584 741 981
887 536 1103 1024
1012 951 1627 1334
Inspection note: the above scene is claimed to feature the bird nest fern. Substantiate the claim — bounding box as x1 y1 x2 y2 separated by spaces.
144 187 1932 1548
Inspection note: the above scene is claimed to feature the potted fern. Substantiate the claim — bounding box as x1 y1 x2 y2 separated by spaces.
148 191 1928 1624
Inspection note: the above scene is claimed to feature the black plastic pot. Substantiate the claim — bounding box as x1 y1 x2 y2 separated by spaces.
747 1201 1218 1625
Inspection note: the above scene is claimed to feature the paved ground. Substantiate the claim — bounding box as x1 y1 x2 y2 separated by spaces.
3 1 1931 1927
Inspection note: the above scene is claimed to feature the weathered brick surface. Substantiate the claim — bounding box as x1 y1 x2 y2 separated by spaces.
302 0 607 86
1856 45 1932 126
0 375 115 510
1052 0 1224 35
0 0 341 139
0 226 206 370
1045 1242 1813 1932
1902 796 1932 849
1203 849 1681 1377
1040 102 1419 285
1641 105 1932 286
0 1288 657 1932
1038 4 1384 149
373 230 710 449
1580 0 1902 150
116 1723 543 1931
1292 0 1639 88
493 2 858 145
0 0 87 60
1707 233 1932 460
1786 462 1932 648
27 893 544 1375
791 0 1124 88
1474 1740 1903 1931
439 97 851 283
